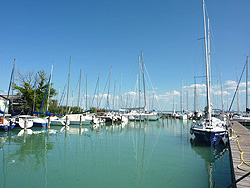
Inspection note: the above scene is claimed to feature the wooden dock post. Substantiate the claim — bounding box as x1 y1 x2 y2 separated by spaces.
66 116 68 127
80 115 82 126
24 119 27 131
48 116 50 129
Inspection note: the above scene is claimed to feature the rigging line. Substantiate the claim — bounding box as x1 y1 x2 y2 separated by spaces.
144 64 162 112
98 72 110 109
204 1 221 83
3 60 15 118
194 39 203 77
204 3 216 57
39 73 51 113
228 60 247 112
91 76 99 108
56 84 66 113
80 90 85 110
144 73 154 110
132 74 138 108
74 77 80 92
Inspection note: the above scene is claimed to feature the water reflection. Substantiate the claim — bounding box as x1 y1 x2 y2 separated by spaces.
190 138 229 188
0 128 57 188
0 120 233 188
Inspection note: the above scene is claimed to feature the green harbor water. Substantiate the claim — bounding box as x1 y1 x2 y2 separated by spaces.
0 119 233 188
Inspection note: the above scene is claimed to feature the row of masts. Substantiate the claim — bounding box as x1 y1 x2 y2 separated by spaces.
53 51 158 114
7 53 247 116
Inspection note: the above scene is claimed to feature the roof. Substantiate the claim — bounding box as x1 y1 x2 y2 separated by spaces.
0 95 23 100
0 95 10 101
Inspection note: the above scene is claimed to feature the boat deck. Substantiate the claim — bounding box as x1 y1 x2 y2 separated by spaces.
229 121 250 187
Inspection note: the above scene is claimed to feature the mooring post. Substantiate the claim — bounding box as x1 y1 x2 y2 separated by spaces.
65 116 70 127
48 116 51 129
24 119 27 131
80 115 82 127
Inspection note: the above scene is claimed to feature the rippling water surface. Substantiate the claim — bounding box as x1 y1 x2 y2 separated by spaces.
0 119 233 187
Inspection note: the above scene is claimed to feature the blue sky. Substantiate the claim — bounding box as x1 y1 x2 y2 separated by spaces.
0 0 250 111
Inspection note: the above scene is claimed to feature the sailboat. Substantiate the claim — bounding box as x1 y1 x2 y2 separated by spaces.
62 57 101 125
32 65 56 127
0 59 16 131
15 115 33 129
190 0 227 146
43 65 69 126
233 56 250 126
179 80 188 120
0 117 15 131
126 52 160 121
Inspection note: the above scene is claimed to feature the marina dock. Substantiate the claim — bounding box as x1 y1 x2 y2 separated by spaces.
229 121 250 187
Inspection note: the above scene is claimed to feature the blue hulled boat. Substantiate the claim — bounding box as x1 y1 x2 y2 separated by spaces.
190 117 227 146
190 0 227 146
0 117 16 131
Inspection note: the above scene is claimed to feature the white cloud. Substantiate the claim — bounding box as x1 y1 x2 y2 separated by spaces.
224 80 246 90
173 90 180 96
127 91 137 96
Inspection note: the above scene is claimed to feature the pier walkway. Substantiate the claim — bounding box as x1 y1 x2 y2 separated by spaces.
229 121 250 187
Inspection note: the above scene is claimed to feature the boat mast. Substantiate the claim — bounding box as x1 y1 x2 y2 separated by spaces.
152 92 155 111
86 74 88 110
173 94 175 114
194 77 196 112
208 18 211 84
141 51 147 112
119 73 122 109
181 79 183 113
220 73 224 114
46 64 53 112
203 0 211 122
236 70 240 114
138 55 141 113
4 59 15 118
77 69 82 112
246 56 249 114
133 74 138 108
11 59 16 112
113 80 116 109
107 66 112 109
97 73 100 108
33 74 37 113
66 56 71 114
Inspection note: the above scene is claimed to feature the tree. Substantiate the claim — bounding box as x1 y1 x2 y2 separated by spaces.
14 69 57 114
